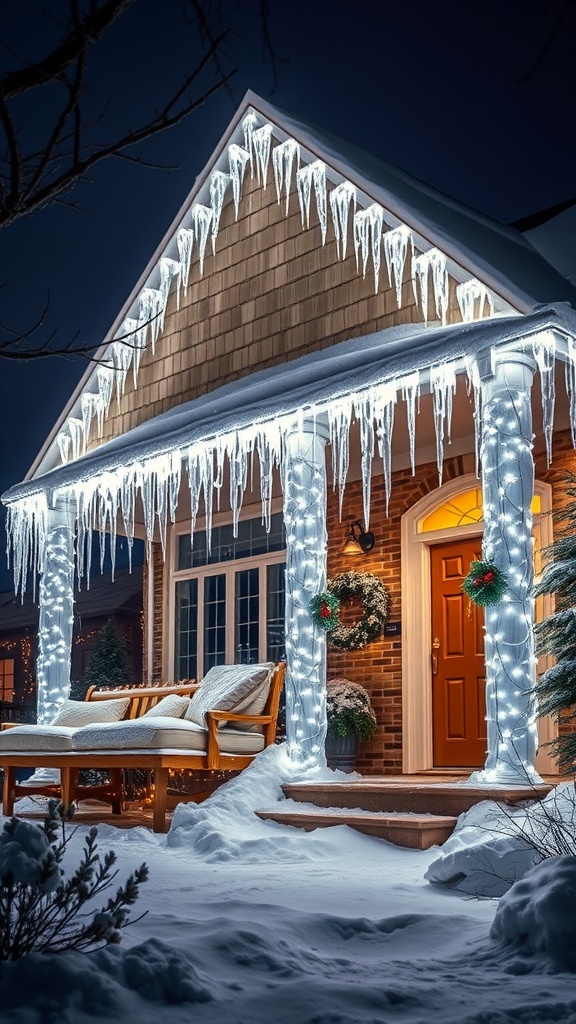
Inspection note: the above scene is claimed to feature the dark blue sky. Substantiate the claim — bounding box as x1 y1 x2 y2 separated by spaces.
2 0 576 591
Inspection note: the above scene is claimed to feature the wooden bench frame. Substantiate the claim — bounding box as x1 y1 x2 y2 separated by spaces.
2 664 285 832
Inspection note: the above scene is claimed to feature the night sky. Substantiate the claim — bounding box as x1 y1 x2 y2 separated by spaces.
1 0 576 592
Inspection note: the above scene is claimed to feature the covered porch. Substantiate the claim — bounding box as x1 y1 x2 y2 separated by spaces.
4 303 576 790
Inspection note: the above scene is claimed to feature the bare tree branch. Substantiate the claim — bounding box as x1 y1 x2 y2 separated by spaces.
0 0 277 360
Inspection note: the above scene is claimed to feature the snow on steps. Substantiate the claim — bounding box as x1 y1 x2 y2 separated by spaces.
255 777 553 850
256 806 457 850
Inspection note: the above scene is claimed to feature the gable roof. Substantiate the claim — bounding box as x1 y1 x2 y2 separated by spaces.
24 91 576 482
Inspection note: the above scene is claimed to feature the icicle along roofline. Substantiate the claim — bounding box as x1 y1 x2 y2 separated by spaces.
28 90 530 482
5 305 576 599
4 304 576 511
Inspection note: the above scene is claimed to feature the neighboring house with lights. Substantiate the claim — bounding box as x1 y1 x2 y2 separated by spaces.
0 566 143 721
4 91 576 783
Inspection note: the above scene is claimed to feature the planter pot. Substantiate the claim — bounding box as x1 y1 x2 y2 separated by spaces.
325 732 359 773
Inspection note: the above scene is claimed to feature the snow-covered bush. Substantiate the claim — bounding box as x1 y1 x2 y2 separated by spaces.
0 802 148 960
491 855 576 971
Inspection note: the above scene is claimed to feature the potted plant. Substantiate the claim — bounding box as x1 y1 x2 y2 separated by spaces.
325 677 377 772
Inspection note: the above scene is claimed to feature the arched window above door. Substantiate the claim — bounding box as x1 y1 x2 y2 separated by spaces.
419 487 541 533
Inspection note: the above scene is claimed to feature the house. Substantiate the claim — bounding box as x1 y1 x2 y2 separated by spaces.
3 91 576 785
0 565 143 720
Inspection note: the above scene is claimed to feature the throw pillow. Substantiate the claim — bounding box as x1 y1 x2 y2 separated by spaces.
51 697 130 727
141 694 190 719
185 663 274 728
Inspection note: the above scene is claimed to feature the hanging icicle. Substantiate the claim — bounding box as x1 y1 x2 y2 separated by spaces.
401 372 420 474
327 398 353 519
67 418 84 461
532 330 556 467
242 112 259 176
430 362 457 484
457 279 494 323
354 393 375 529
329 181 356 260
110 340 133 403
96 365 115 421
353 204 385 293
228 144 250 218
209 171 230 252
296 161 327 243
158 257 180 326
57 432 71 465
138 288 164 355
176 227 194 301
6 493 48 599
272 138 300 213
465 358 482 478
191 205 213 275
566 338 576 450
252 124 273 187
374 382 398 516
383 225 413 308
80 393 100 448
414 249 449 325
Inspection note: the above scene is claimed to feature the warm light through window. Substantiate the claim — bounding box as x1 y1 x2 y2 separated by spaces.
420 488 541 533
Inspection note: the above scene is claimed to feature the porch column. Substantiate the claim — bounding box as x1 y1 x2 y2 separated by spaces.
282 416 330 769
476 349 542 784
36 496 76 723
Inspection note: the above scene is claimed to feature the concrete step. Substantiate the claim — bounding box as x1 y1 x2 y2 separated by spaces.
282 779 553 817
256 808 457 849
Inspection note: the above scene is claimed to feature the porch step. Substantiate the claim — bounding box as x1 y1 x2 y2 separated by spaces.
256 808 457 850
282 779 553 818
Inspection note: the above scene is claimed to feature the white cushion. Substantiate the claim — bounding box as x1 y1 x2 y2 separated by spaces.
51 697 130 727
141 695 190 719
185 663 274 728
72 717 265 754
0 726 77 752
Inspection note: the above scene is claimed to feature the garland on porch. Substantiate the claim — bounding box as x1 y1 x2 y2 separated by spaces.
310 571 388 651
462 560 508 606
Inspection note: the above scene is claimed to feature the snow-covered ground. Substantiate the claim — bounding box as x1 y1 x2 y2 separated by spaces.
2 746 576 1024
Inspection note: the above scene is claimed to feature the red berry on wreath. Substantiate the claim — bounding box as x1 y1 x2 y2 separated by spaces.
483 571 494 583
320 603 331 619
473 578 480 588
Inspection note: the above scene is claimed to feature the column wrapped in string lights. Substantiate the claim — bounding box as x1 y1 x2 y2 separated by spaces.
475 349 542 785
282 416 330 768
36 497 76 723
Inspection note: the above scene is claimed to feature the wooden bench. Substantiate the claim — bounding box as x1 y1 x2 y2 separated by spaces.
2 664 285 832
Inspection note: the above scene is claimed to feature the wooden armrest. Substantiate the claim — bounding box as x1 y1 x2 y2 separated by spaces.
1 723 22 731
205 711 273 725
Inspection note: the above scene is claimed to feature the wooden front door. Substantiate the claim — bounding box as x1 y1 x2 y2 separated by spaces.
431 537 486 767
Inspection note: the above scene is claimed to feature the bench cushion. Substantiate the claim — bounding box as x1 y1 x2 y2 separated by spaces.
185 663 274 728
72 717 266 753
0 725 77 752
51 697 131 727
141 694 190 719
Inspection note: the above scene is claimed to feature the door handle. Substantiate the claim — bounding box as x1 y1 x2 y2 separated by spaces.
432 636 440 676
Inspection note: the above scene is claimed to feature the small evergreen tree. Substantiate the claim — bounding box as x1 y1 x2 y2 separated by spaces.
84 620 131 689
535 472 576 771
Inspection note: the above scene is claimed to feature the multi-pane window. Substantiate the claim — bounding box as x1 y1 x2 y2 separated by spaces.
0 659 15 702
174 512 286 680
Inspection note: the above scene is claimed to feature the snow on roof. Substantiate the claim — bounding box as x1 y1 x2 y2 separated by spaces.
28 90 576 484
261 93 576 313
5 303 576 505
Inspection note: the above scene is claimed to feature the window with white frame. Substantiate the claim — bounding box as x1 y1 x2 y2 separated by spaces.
173 512 286 681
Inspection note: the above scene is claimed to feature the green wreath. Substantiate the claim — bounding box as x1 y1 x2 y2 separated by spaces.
462 560 507 606
325 571 388 651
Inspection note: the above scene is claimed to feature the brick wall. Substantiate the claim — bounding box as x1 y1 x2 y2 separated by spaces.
142 543 165 684
326 454 475 775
